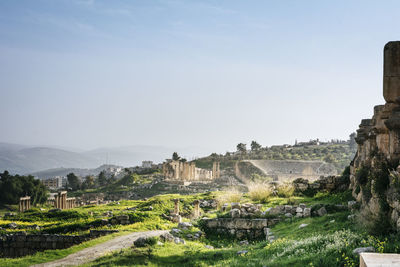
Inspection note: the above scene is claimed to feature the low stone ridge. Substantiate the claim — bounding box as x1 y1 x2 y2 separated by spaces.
0 230 119 258
202 218 270 240
293 176 349 194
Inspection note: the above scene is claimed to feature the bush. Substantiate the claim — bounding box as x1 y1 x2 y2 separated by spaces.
356 166 369 185
248 182 272 203
134 236 158 247
276 182 294 198
216 190 243 208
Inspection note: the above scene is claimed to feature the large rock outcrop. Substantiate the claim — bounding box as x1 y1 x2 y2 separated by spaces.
350 41 400 231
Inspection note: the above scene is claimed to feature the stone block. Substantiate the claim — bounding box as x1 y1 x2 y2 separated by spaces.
206 219 218 228
235 219 252 230
303 208 311 217
230 208 241 218
251 219 268 229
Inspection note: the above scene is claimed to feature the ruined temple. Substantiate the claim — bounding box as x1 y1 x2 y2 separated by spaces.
163 160 220 182
350 41 400 229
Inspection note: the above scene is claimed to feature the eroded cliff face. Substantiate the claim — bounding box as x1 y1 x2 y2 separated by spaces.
350 41 400 231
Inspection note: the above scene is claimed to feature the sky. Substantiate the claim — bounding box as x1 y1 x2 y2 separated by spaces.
0 0 400 155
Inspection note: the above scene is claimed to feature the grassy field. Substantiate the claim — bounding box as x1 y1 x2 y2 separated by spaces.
1 190 399 267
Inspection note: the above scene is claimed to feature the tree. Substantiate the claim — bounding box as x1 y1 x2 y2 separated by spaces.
172 152 180 161
67 173 81 191
0 171 48 205
82 175 95 190
251 141 262 151
236 143 247 154
98 171 107 187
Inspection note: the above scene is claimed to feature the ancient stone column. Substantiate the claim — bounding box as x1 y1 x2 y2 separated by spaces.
19 197 31 212
384 41 400 103
193 200 200 218
63 192 67 209
173 199 180 214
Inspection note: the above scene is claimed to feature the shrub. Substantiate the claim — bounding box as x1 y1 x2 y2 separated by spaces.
248 182 272 203
216 190 243 208
276 182 294 198
356 166 369 185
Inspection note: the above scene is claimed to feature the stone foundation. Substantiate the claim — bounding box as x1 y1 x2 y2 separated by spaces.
0 230 118 258
201 218 271 240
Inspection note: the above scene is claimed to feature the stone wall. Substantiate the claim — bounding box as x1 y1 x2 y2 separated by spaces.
201 218 270 240
0 230 118 258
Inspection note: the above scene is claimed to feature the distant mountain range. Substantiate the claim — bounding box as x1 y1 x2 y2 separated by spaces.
0 142 213 175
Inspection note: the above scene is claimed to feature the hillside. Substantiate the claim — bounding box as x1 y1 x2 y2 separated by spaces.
30 164 123 179
195 141 356 174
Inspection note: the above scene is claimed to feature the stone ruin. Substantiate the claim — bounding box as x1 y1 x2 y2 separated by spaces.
47 191 76 210
163 160 220 182
350 41 400 228
19 197 31 212
0 230 118 258
243 160 338 181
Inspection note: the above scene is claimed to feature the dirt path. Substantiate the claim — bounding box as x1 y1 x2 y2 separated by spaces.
31 230 169 267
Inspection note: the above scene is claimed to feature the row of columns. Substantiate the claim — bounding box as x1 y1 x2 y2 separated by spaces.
54 191 67 209
19 196 31 212
54 191 76 209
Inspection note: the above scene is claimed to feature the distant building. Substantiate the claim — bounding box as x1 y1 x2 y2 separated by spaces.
142 161 153 168
42 176 66 189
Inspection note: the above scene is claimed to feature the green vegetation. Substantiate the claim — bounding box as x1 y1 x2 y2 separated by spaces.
0 171 48 206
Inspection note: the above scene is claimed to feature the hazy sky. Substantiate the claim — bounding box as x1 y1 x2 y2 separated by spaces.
1 0 399 154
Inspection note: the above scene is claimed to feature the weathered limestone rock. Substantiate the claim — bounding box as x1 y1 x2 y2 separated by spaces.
317 207 327 217
230 208 241 218
350 41 400 229
384 42 400 103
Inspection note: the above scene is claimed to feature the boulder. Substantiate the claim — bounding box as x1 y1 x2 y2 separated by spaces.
239 240 249 246
299 223 308 228
303 208 311 217
230 208 241 218
317 207 327 217
231 203 241 209
160 232 174 242
178 222 193 230
284 213 293 218
8 223 18 229
174 237 186 244
237 250 248 256
170 228 182 236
